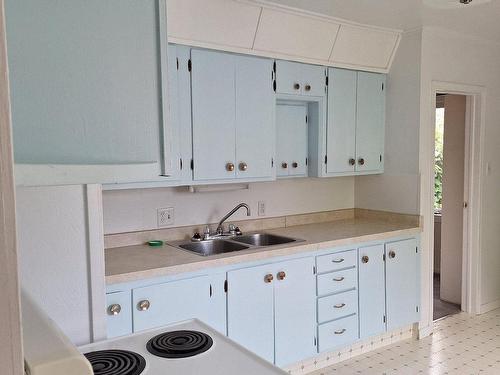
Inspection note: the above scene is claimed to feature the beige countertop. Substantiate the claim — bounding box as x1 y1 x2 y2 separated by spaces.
105 217 422 285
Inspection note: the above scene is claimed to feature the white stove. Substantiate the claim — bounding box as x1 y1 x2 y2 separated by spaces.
79 319 287 375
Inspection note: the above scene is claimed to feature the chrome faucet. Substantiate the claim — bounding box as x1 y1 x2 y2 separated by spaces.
216 203 251 235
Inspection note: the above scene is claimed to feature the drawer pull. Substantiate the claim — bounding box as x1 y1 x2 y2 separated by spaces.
333 276 345 282
333 303 346 309
334 328 346 335
331 258 344 263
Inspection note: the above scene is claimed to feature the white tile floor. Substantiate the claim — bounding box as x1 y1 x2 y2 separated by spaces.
310 309 500 375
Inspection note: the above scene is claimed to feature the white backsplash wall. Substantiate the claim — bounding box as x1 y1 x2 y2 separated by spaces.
102 177 354 234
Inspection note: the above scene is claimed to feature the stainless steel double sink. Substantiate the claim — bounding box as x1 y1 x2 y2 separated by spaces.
170 233 301 257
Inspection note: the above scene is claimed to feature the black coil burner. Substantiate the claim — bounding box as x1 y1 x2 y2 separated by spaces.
84 350 146 375
146 330 213 359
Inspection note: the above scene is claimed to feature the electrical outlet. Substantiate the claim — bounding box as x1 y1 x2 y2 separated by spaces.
258 201 266 216
157 207 174 227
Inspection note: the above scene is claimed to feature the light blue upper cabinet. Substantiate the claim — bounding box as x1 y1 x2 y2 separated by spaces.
235 55 275 179
358 244 386 338
6 0 172 185
276 60 326 97
385 238 419 331
191 49 275 182
274 257 316 367
323 68 386 177
356 72 386 173
276 104 308 178
326 69 357 174
191 50 236 181
227 263 276 363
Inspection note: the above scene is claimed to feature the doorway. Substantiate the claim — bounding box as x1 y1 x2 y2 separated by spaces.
433 93 468 320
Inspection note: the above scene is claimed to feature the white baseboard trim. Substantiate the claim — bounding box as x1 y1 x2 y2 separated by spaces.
480 299 500 314
417 324 433 339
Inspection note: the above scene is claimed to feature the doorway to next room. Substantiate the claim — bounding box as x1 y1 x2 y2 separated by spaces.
433 93 467 321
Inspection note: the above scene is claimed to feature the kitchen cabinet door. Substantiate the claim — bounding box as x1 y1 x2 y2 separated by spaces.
301 63 327 97
132 276 211 332
6 0 171 185
275 60 325 97
355 72 385 173
385 238 419 331
235 55 275 179
276 104 308 177
191 49 236 181
274 257 316 367
227 264 275 364
106 291 132 339
358 244 386 339
326 68 357 174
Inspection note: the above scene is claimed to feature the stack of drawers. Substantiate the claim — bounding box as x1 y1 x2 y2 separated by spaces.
315 249 359 352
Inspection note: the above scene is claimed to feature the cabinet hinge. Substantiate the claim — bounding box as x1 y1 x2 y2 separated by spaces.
176 57 179 70
382 82 384 91
209 284 213 298
180 158 183 170
190 159 194 170
416 246 418 253
325 75 329 87
273 60 276 73
314 336 317 346
416 306 419 313
224 280 228 293
271 158 274 168
324 155 327 164
305 115 308 124
380 154 382 163
383 253 386 261
188 59 192 72
306 157 308 166
383 315 386 323
313 265 316 275
273 80 276 92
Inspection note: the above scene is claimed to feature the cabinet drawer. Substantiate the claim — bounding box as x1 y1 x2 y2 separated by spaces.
318 314 359 352
317 268 357 296
316 249 356 273
318 289 358 323
106 291 132 339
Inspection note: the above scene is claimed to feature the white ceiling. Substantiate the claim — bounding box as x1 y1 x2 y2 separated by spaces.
268 0 500 42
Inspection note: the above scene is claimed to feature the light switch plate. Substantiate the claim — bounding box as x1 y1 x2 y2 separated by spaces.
258 201 266 216
157 207 174 227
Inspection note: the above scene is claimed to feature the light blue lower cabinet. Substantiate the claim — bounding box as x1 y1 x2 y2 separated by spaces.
385 238 420 331
358 244 386 338
132 275 212 332
318 314 359 353
227 257 316 366
106 291 132 338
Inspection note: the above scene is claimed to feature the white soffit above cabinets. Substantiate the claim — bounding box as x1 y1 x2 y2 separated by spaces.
167 0 402 73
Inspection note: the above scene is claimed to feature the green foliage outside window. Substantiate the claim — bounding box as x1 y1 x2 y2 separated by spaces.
435 108 445 211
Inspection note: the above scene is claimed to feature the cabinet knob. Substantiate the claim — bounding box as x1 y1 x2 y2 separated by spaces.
277 271 286 281
389 250 396 259
305 84 311 92
334 328 346 335
362 255 369 264
358 158 365 166
239 162 248 171
107 304 121 316
264 274 274 283
137 300 151 311
281 162 288 169
293 83 300 90
292 162 298 168
226 162 235 172
349 158 356 166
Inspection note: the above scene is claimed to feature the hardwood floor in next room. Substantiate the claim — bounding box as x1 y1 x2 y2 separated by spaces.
434 273 461 321
310 308 500 375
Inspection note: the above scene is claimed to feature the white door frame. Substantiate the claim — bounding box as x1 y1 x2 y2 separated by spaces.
421 81 485 335
0 0 24 373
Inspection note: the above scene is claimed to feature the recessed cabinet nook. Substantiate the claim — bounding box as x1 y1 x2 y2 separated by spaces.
7 5 387 187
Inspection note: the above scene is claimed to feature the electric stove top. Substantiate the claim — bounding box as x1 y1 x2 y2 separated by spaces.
79 319 287 375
